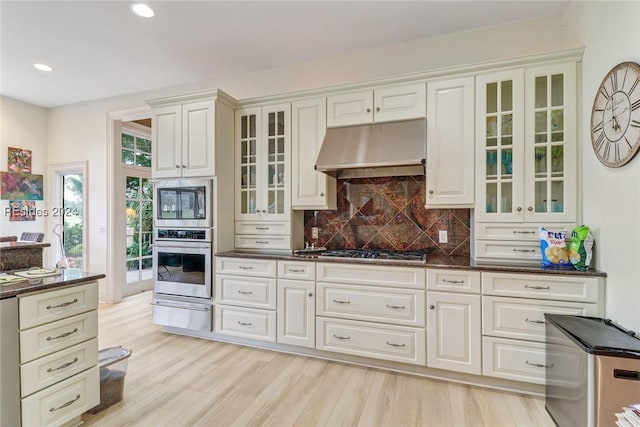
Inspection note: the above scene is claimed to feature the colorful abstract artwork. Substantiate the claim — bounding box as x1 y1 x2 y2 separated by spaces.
8 147 32 173
8 200 36 221
1 172 44 200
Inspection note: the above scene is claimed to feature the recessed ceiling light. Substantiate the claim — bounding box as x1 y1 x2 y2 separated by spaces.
33 63 53 72
131 3 154 18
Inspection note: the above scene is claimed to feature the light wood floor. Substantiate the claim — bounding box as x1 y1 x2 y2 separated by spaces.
82 291 555 427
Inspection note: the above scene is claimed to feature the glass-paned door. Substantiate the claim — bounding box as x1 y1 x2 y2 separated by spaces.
237 109 260 216
266 110 286 215
125 175 153 288
62 174 83 269
476 70 524 222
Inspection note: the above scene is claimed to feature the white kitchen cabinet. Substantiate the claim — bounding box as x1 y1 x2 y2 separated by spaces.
327 83 426 127
426 268 481 375
150 91 236 179
291 97 336 210
18 282 100 426
474 62 578 264
277 260 315 348
235 103 302 252
480 271 604 385
277 279 315 348
425 77 475 207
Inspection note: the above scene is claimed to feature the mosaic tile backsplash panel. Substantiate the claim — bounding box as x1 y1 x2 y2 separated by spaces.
303 176 470 256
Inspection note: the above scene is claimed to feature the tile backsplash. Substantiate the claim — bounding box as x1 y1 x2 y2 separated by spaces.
303 176 470 257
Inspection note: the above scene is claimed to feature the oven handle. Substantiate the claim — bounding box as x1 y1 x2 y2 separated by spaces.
154 242 211 249
150 301 210 312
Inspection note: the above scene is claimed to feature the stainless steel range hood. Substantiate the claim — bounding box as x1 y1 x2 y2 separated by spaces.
315 118 426 179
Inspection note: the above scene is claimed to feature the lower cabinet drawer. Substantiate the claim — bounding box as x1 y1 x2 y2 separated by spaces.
316 283 425 327
216 275 276 309
20 311 98 364
482 296 600 342
316 317 426 365
214 305 276 342
475 240 541 262
482 337 548 385
21 365 99 427
234 235 291 251
19 282 99 329
21 338 98 397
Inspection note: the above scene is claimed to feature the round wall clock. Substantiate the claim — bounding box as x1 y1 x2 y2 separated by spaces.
590 61 640 167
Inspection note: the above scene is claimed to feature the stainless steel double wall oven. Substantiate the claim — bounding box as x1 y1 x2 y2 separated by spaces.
151 178 214 331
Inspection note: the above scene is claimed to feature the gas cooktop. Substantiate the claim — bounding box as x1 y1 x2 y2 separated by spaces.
319 249 430 262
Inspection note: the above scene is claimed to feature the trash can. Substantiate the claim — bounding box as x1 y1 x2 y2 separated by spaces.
88 346 132 413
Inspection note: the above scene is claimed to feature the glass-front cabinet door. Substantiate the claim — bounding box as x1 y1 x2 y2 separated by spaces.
235 104 290 221
476 70 525 222
524 63 577 223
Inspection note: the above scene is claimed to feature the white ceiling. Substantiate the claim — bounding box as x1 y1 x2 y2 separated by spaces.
1 1 569 108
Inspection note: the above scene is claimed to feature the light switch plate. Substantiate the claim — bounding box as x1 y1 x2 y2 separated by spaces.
438 230 448 243
311 227 319 239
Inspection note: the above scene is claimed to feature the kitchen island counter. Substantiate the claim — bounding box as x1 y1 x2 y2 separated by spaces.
0 241 51 271
0 269 106 299
215 250 607 277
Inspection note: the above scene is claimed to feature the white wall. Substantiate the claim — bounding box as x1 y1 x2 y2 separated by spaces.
0 97 48 248
565 1 640 331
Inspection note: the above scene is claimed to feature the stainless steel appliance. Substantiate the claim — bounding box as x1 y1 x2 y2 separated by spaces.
155 179 213 228
319 249 429 263
151 227 213 331
545 315 640 427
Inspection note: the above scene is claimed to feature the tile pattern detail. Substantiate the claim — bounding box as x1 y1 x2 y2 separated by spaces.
304 176 470 256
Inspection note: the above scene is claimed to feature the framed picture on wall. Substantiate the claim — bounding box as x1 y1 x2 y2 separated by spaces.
1 172 44 200
8 147 32 173
8 200 36 221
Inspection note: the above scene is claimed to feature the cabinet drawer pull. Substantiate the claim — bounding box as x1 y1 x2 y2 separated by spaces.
513 249 535 253
46 298 79 309
513 230 536 234
238 266 253 270
525 318 546 324
255 227 269 230
237 290 253 295
333 299 351 304
256 240 269 244
46 328 78 341
333 334 350 340
525 285 550 290
525 361 555 369
386 341 406 347
237 321 252 326
288 268 305 273
47 357 79 373
442 279 464 284
386 304 405 309
50 394 80 412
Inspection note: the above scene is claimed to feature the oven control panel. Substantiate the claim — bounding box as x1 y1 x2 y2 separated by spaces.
155 228 211 241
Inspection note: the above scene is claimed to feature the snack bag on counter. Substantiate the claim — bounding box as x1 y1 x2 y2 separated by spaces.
569 225 594 271
539 227 571 267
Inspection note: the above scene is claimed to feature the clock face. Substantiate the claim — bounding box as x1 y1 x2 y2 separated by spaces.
590 61 640 167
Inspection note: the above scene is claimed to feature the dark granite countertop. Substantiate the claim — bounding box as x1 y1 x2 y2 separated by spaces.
215 251 607 278
0 269 106 299
0 241 51 251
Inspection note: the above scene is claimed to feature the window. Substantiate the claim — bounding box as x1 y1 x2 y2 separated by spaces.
121 130 152 167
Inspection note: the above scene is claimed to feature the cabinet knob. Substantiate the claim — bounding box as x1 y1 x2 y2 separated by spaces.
320 193 324 197
182 165 186 168
366 108 371 113
308 293 313 297
429 305 435 310
516 207 522 212
527 206 534 212
175 165 180 168
429 190 434 195
376 106 381 112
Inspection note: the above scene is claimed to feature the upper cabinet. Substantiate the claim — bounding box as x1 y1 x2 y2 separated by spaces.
425 77 475 208
291 97 336 210
327 83 426 127
235 103 291 221
149 90 236 179
474 62 577 224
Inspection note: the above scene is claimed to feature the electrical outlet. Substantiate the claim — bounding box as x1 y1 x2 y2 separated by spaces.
438 230 448 243
311 227 319 239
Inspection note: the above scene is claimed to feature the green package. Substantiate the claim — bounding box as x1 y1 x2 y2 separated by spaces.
569 226 593 271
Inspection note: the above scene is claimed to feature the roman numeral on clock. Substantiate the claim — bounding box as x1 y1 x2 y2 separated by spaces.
632 99 640 111
594 132 606 152
599 85 610 99
611 72 618 91
602 141 612 160
629 77 639 97
592 121 604 134
631 119 640 129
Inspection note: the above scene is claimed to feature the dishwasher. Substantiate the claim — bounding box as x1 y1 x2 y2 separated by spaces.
545 314 640 427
